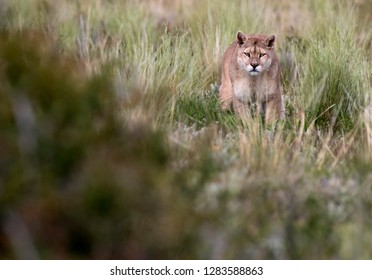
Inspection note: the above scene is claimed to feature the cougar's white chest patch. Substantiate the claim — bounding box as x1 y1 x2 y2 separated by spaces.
233 79 255 103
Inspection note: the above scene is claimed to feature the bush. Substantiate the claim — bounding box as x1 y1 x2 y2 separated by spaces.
0 31 202 259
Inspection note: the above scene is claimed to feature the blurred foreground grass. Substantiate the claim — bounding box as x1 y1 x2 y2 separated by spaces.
0 0 372 259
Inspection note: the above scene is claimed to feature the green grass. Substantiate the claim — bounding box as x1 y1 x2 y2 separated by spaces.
0 0 371 259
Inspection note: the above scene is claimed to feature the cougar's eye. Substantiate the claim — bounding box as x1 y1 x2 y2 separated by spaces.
259 53 266 58
244 52 250 57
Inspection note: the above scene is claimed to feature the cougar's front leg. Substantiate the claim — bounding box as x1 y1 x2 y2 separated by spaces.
264 94 284 123
233 96 251 118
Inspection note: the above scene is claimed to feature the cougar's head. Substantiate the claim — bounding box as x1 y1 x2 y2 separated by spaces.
236 32 276 76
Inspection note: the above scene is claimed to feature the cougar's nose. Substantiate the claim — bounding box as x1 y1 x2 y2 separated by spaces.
250 62 259 69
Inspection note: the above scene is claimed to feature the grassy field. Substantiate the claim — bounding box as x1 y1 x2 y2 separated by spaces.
0 0 371 259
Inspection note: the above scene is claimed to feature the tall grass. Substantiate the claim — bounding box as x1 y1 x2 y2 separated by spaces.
0 0 371 259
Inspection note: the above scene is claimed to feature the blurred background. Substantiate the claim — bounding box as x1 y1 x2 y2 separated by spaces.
0 0 371 259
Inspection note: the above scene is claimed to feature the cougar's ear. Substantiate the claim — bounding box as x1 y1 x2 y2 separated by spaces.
236 31 247 46
265 35 275 48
